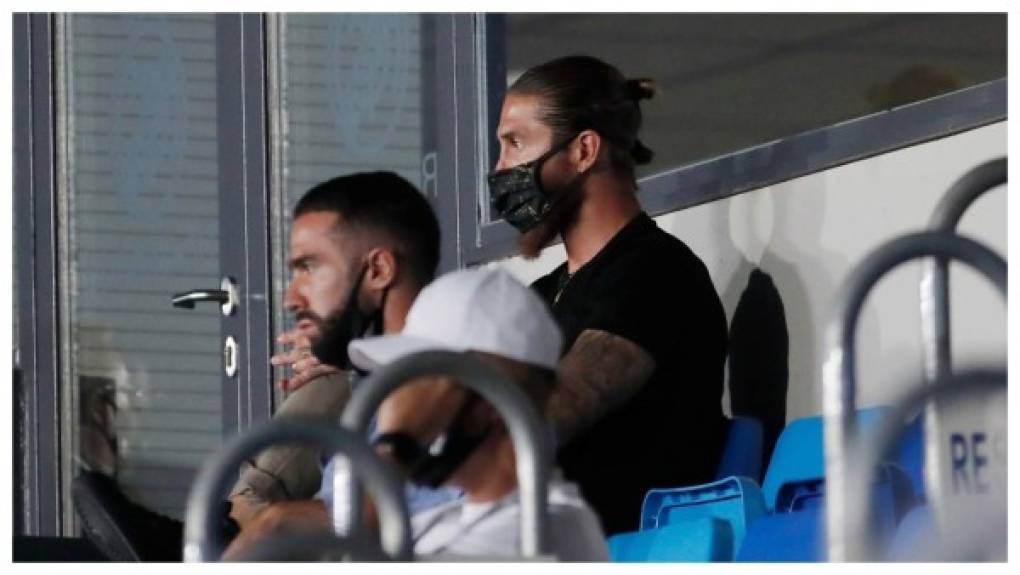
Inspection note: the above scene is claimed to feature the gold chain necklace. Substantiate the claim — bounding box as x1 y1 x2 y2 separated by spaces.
553 268 573 304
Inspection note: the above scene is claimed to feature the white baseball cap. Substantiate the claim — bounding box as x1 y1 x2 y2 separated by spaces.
347 268 563 371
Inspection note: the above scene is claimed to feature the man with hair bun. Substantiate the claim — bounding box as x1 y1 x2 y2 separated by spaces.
488 55 729 535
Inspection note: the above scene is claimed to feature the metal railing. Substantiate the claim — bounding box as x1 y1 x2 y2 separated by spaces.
843 368 1006 560
337 350 553 558
182 418 412 562
921 158 1007 383
821 231 1007 561
918 158 1007 516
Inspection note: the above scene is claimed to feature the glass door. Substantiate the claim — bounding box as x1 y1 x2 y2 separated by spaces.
56 13 270 522
17 11 477 535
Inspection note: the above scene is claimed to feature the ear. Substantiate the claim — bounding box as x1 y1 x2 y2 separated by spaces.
572 129 603 173
363 247 398 294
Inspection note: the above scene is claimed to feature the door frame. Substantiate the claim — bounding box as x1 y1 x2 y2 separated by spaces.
13 13 276 535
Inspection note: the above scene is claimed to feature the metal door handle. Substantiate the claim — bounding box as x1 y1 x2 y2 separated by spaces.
171 277 239 316
172 290 228 308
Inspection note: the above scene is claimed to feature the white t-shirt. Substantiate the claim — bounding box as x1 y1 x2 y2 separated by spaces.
411 476 609 561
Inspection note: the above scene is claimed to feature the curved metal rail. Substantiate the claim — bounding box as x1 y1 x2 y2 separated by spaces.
844 368 1006 560
182 418 412 562
918 158 1006 519
921 157 1006 382
337 350 553 558
821 231 1007 561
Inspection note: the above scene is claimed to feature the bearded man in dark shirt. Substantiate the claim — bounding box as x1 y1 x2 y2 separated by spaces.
487 55 729 535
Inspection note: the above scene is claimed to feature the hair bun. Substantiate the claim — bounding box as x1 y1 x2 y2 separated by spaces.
624 78 657 101
631 138 654 165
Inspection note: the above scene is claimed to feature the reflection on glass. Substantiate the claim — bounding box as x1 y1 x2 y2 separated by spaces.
273 14 436 338
279 14 428 208
505 13 1006 179
66 13 221 518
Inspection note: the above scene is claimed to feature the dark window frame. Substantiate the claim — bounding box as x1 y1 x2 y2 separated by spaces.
14 12 63 537
13 12 279 535
216 13 274 435
460 15 1007 265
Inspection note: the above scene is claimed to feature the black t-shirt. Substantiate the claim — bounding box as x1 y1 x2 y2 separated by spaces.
532 212 728 536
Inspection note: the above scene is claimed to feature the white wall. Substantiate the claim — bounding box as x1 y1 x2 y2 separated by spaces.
492 122 1007 422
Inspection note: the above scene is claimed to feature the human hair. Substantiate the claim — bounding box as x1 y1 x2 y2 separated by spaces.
294 171 441 286
509 54 656 185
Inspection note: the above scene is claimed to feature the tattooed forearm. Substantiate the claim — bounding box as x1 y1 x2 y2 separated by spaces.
548 329 655 445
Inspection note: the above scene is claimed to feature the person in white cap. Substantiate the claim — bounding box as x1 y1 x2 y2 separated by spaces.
224 268 608 561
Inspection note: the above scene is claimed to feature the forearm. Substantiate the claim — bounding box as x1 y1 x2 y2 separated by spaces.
222 499 331 560
547 329 655 445
228 372 352 513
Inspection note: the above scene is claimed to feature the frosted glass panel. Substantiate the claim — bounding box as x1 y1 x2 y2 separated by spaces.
66 13 221 518
274 14 437 344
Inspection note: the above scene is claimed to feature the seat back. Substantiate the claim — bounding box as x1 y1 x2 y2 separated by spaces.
608 518 733 562
639 475 767 559
715 416 764 482
736 509 826 561
896 414 925 500
761 406 888 510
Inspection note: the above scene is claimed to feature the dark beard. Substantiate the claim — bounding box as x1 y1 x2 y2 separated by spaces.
310 305 359 369
518 182 584 259
309 262 376 369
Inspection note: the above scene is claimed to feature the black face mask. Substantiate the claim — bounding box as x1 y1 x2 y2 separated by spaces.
372 392 492 489
487 135 579 233
311 261 387 370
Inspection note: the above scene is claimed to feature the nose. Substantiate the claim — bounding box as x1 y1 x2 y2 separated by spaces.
493 144 511 172
284 281 304 314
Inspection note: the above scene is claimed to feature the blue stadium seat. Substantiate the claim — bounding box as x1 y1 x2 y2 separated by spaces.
732 407 916 562
736 509 826 561
606 476 767 561
612 407 919 562
608 518 733 562
715 416 764 482
761 407 889 510
640 476 766 540
896 414 925 500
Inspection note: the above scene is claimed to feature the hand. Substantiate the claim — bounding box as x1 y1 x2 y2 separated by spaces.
271 328 340 392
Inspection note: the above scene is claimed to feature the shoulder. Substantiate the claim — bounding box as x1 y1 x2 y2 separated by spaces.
632 222 707 275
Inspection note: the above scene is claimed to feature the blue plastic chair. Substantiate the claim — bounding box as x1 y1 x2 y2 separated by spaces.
896 414 925 500
606 476 767 561
608 518 734 562
761 406 889 510
641 476 767 540
736 407 917 561
736 509 826 561
715 416 764 482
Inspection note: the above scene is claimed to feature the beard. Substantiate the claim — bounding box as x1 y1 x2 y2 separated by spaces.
309 307 347 367
518 180 584 259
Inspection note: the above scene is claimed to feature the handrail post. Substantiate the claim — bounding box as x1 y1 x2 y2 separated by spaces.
822 231 1006 561
845 369 1006 560
919 157 1006 517
182 418 412 562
